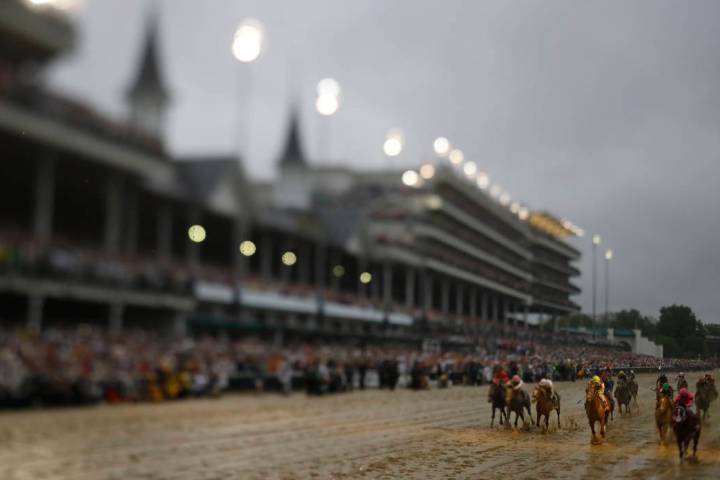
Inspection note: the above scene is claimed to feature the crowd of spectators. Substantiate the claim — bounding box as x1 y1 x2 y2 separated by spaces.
1 325 715 408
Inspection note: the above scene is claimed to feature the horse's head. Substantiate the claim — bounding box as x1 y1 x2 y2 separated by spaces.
673 405 687 424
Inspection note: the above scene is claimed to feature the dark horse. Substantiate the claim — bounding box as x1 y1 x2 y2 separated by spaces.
696 380 718 422
532 384 560 431
489 383 507 427
614 381 632 416
507 386 533 428
673 404 701 463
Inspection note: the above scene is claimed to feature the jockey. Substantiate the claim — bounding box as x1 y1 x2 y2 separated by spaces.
628 369 636 380
511 374 524 390
617 370 627 385
656 367 668 390
487 366 509 402
660 382 673 398
675 387 695 410
676 372 688 390
601 368 614 397
589 375 605 395
539 377 558 402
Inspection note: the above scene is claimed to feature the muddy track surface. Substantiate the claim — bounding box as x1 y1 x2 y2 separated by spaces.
1 372 718 479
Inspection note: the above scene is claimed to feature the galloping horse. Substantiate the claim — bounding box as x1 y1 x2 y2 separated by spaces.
629 377 639 409
507 385 533 428
489 382 508 427
532 384 560 430
673 404 701 463
614 380 632 416
695 377 718 422
585 382 611 444
655 394 674 444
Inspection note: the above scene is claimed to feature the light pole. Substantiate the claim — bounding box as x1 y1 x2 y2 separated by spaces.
315 78 341 159
592 234 601 321
232 18 265 157
605 249 613 322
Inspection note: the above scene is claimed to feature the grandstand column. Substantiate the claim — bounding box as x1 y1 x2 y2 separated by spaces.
469 287 478 340
314 242 327 291
298 243 311 285
503 297 510 326
260 234 273 282
481 291 488 325
156 203 172 260
456 283 464 317
405 267 415 309
124 187 139 255
422 270 433 315
441 278 449 315
27 294 44 330
174 312 188 336
109 302 124 334
523 304 529 330
492 295 499 323
382 262 392 307
33 154 56 245
104 175 123 254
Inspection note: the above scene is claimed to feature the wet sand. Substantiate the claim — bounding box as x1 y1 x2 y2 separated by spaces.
1 372 719 479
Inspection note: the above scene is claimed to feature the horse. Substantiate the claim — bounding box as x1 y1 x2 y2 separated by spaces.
507 386 533 428
673 404 701 463
585 384 611 444
654 394 674 444
695 379 718 421
532 384 560 431
614 381 632 416
629 378 639 409
489 382 508 427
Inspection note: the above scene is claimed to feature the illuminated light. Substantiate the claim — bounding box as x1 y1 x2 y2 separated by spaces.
383 129 404 157
489 184 502 199
425 194 443 210
25 0 83 9
359 272 372 284
187 225 206 243
518 207 530 221
316 78 341 98
605 249 613 260
419 163 436 180
332 265 345 277
433 137 450 156
576 228 586 237
232 19 265 63
448 149 464 165
510 202 521 214
476 172 490 189
593 234 602 245
315 94 339 116
239 240 256 256
499 192 511 206
281 251 297 266
401 170 419 187
463 161 477 178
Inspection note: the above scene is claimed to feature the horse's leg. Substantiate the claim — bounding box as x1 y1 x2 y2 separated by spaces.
536 407 541 428
588 418 596 442
556 407 560 429
677 434 684 462
491 407 495 427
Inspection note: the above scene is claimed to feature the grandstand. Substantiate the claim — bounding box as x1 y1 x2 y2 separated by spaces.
0 1 581 349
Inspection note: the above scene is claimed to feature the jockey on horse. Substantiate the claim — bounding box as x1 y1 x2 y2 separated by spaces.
487 365 509 403
586 375 611 443
656 367 673 408
600 367 615 418
676 372 688 391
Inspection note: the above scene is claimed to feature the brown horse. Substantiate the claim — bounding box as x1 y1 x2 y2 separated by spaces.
585 384 611 444
532 385 560 431
673 404 701 463
695 379 718 422
489 383 508 427
615 381 632 415
655 394 674 444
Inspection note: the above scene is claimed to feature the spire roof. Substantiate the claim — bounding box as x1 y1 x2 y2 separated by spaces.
126 11 170 103
279 106 306 167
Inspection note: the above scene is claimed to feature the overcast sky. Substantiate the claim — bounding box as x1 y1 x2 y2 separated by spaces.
48 0 720 323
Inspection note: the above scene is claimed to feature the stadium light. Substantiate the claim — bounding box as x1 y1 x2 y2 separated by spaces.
476 172 490 189
489 184 502 199
419 163 436 180
401 170 419 187
433 137 450 156
187 225 206 243
383 129 403 157
332 265 345 277
316 94 339 116
281 251 297 266
232 19 265 63
518 207 530 221
592 234 601 320
605 249 613 261
593 234 601 245
463 161 477 178
239 240 256 256
359 272 372 284
499 192 511 206
24 0 83 10
448 149 464 165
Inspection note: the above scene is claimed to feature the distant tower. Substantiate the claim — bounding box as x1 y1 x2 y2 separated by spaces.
125 11 170 140
278 105 307 169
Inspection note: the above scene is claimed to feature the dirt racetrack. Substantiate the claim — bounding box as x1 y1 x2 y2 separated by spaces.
1 372 719 479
